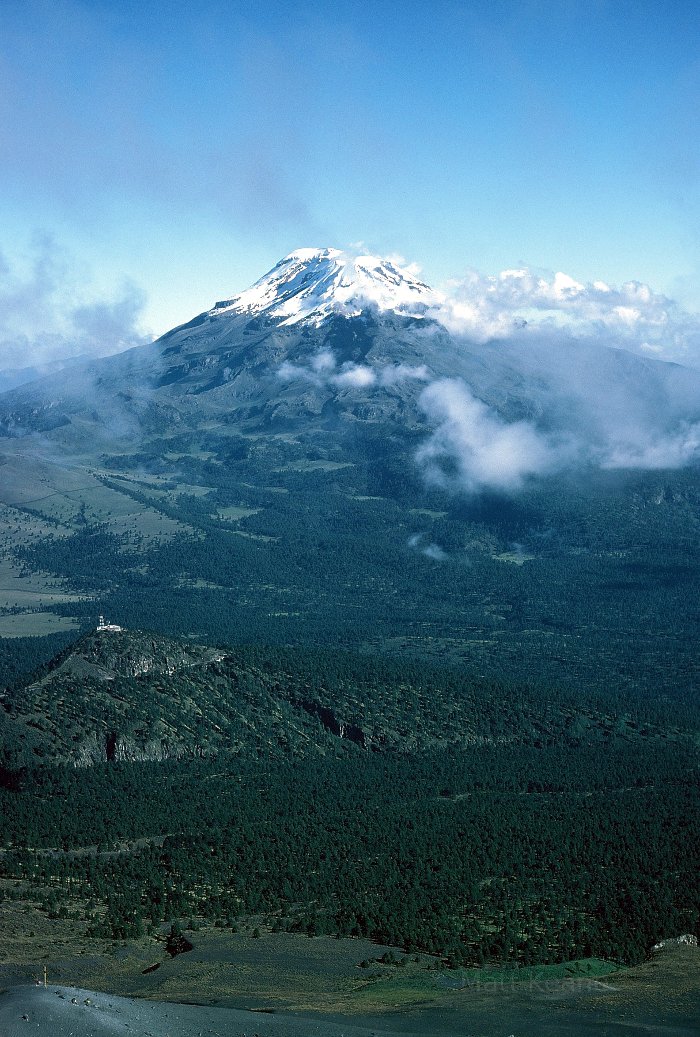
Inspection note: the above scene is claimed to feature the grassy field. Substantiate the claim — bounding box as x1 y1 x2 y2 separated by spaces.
0 613 82 637
0 558 89 636
272 460 355 472
215 505 261 521
0 560 87 611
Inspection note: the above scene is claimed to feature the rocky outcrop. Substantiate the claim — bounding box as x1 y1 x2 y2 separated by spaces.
71 732 196 767
292 698 391 749
652 934 698 951
294 698 367 746
105 732 194 764
36 629 226 685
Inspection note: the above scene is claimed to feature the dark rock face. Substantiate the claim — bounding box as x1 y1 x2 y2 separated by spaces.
294 699 367 748
104 730 186 764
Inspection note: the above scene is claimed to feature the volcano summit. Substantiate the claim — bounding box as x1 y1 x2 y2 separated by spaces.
207 247 443 326
3 246 700 484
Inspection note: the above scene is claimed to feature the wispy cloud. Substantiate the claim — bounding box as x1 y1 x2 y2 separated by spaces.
0 235 150 373
416 379 567 494
407 533 447 561
600 423 700 470
277 349 430 390
413 369 700 493
275 281 700 494
414 265 700 491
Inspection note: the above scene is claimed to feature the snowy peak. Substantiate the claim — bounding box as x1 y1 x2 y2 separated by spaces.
210 248 443 327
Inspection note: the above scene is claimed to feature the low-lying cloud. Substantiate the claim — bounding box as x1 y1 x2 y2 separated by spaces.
416 377 700 492
600 422 700 470
416 379 567 493
0 236 150 376
278 349 430 390
277 315 700 495
408 533 447 561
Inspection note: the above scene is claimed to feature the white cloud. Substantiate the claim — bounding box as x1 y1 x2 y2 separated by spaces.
277 350 430 390
414 370 700 491
416 379 566 494
432 266 700 367
422 542 447 560
277 337 700 494
277 359 320 383
378 363 430 386
600 422 700 470
333 364 376 388
407 533 447 561
272 265 700 494
385 253 423 279
310 349 335 373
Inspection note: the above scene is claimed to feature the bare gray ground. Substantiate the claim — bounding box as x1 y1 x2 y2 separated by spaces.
2 985 406 1036
0 933 697 1037
1 977 699 1037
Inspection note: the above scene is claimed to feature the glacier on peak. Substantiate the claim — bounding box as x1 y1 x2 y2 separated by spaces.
209 247 444 327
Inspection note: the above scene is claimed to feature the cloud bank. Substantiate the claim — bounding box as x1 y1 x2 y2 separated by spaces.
415 375 700 493
436 266 700 368
276 274 700 495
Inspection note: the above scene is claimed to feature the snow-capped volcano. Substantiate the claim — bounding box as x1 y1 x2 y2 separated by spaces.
209 248 443 327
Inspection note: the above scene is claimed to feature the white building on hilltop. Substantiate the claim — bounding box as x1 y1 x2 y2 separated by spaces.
97 615 122 632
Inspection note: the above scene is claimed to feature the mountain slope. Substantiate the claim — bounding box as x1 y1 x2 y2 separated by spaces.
0 248 699 703
1 246 698 458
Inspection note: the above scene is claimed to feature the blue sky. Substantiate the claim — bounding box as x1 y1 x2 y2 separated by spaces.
1 0 699 353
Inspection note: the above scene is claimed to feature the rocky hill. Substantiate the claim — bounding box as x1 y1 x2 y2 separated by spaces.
1 626 695 770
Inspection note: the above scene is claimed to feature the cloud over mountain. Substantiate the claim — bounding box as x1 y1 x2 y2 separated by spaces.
278 349 430 391
3 243 699 499
413 373 700 495
416 379 567 494
438 266 700 368
249 248 700 494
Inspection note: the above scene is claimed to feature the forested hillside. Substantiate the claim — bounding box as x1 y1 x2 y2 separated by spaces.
0 630 697 968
